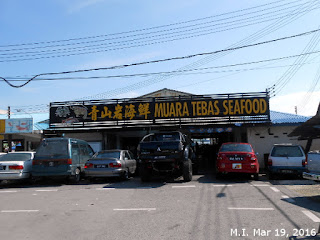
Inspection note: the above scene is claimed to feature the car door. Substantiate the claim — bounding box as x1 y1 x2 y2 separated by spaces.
124 151 135 173
71 142 80 171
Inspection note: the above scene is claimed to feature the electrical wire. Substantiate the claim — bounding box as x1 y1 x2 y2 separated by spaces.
1 28 319 88
0 0 318 62
4 50 320 82
78 0 319 101
0 0 307 49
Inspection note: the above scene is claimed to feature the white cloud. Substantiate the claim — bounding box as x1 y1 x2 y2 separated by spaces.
0 109 7 115
270 91 320 117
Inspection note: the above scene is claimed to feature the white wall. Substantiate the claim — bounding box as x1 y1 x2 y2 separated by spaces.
247 125 320 168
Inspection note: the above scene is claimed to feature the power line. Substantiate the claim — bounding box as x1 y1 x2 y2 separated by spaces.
1 28 319 88
4 50 320 82
85 0 318 101
0 0 307 49
7 0 318 113
1 1 318 62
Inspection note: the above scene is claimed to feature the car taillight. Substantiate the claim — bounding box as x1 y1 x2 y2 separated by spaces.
9 165 23 170
217 154 225 161
67 159 72 164
247 153 256 161
109 162 122 168
85 163 93 169
268 158 272 166
302 158 307 166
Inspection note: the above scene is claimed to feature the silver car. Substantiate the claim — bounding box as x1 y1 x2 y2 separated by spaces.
84 150 136 180
0 152 35 182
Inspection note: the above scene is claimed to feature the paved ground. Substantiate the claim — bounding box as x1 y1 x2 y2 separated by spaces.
1 172 320 240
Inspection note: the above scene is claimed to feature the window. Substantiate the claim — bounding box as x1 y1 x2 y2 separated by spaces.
95 151 120 159
220 144 253 152
271 146 303 157
124 152 131 160
0 153 32 161
35 140 69 158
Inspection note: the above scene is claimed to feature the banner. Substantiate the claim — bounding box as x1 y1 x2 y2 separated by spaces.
50 97 269 124
5 118 33 133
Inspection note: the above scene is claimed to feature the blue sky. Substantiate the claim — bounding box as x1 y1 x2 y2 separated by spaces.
1 0 320 120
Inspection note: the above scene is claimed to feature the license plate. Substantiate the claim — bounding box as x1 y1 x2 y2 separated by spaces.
232 163 242 169
154 156 166 159
282 170 293 173
95 165 108 168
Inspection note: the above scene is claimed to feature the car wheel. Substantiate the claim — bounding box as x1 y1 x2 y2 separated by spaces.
183 159 192 182
122 169 129 180
69 168 81 183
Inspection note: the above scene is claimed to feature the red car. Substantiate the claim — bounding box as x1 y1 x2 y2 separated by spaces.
216 142 259 180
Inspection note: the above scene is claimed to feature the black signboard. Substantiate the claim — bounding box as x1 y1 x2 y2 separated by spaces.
49 92 270 128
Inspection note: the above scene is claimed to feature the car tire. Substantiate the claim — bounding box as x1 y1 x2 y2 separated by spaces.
122 169 130 180
69 168 81 184
183 159 192 182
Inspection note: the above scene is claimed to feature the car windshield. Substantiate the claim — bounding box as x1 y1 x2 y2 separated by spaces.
94 151 120 159
0 153 32 161
35 140 69 158
271 146 303 157
220 144 252 152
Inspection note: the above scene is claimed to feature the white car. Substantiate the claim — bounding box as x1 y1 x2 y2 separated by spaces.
267 144 306 179
0 152 35 182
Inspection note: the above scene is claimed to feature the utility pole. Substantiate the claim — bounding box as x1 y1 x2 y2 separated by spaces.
295 106 297 115
7 106 12 152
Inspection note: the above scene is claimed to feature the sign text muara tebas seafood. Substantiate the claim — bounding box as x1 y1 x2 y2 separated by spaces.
49 92 270 127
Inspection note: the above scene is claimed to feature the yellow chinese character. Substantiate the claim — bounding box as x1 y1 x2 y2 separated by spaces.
125 104 137 120
101 106 112 119
113 104 123 120
88 106 99 121
138 103 151 120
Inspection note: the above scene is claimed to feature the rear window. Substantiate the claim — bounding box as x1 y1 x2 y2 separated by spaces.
35 140 69 158
94 151 120 159
143 133 180 142
220 144 253 152
271 146 303 157
0 153 32 161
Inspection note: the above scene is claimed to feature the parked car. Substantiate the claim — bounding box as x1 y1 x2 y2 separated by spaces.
216 142 259 180
137 131 195 182
0 152 35 182
303 151 320 181
84 150 136 180
32 138 95 183
267 143 306 179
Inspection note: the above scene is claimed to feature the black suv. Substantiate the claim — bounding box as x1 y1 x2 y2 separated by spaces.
137 131 195 182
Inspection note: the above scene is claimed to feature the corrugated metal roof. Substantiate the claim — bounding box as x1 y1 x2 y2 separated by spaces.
270 110 310 125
